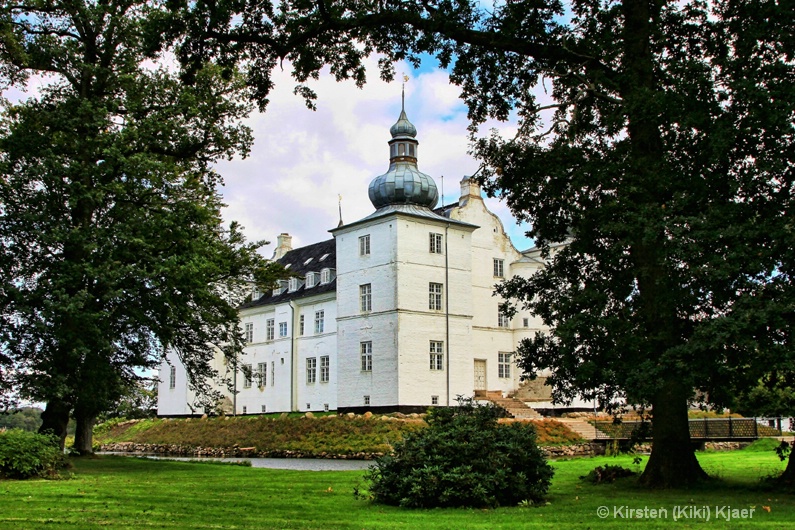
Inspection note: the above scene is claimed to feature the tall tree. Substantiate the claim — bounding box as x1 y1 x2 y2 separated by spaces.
171 0 794 486
0 1 285 453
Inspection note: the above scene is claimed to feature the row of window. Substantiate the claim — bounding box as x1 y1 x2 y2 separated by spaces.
169 350 512 392
246 302 520 342
275 269 335 296
245 311 326 343
358 234 507 279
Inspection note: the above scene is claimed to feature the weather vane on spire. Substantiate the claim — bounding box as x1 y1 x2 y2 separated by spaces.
402 73 409 110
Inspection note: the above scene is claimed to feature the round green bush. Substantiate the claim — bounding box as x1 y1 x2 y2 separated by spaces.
364 398 554 508
0 429 67 479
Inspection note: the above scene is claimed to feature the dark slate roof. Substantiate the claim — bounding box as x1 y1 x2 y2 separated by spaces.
241 238 336 309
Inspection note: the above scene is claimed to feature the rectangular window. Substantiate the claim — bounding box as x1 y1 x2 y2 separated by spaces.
244 322 254 343
242 406 247 414
278 322 288 337
360 283 372 312
306 357 317 384
429 232 443 254
364 395 370 406
523 317 529 328
429 282 443 310
243 363 252 388
266 318 275 340
361 341 372 372
431 395 439 405
257 362 267 388
493 258 505 278
320 268 331 284
261 405 267 413
306 272 317 288
299 314 305 335
314 310 325 334
320 355 330 383
271 361 275 386
498 352 511 378
169 366 176 389
429 341 444 370
359 234 371 256
498 311 509 328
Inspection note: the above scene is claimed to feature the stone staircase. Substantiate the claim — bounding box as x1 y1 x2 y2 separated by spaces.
475 390 543 419
554 418 600 440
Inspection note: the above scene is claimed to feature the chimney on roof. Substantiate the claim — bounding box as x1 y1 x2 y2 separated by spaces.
459 176 482 206
273 233 292 260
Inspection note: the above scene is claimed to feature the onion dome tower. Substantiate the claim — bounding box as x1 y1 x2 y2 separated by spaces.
368 91 439 210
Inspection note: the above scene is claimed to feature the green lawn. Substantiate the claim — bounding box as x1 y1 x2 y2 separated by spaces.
0 451 792 529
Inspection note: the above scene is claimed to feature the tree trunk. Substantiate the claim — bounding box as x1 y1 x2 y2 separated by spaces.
38 398 71 451
778 441 795 485
639 381 709 487
73 409 96 456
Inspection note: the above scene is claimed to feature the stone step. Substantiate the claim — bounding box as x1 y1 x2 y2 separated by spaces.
554 418 599 440
478 392 543 419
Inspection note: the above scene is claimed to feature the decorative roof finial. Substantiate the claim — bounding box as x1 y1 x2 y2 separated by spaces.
402 73 408 111
338 194 343 227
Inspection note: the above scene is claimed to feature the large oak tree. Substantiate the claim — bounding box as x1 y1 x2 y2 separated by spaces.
170 0 794 487
0 0 285 453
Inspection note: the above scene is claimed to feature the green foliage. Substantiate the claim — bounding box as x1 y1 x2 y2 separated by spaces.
0 429 66 479
364 399 553 508
743 438 783 453
0 0 289 448
0 407 43 432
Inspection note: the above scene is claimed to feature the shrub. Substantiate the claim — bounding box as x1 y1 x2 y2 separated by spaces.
580 464 638 484
0 429 67 479
363 397 554 508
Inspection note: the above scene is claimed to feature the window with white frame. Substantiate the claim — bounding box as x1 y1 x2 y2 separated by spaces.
361 341 372 371
271 361 275 386
288 277 301 292
364 395 370 406
431 395 439 405
266 318 275 340
359 234 371 256
278 321 288 337
493 258 505 278
306 357 317 384
320 356 330 383
429 282 443 310
169 366 176 389
498 352 511 378
244 322 254 343
429 341 444 370
306 272 317 288
314 310 325 334
299 314 305 335
243 363 252 388
429 232 443 254
320 268 332 284
257 362 267 388
523 317 529 328
498 311 510 328
360 283 372 312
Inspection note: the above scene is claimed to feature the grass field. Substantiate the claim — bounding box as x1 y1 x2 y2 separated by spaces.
0 449 793 529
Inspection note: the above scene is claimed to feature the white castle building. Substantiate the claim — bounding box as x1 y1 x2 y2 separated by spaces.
158 105 586 416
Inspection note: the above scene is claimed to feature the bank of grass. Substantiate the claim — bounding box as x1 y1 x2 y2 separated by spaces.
94 415 582 455
0 449 792 528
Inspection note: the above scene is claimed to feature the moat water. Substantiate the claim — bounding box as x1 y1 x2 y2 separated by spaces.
98 452 371 471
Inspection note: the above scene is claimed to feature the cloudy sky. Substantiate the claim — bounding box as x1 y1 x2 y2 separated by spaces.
4 56 534 255
215 56 534 256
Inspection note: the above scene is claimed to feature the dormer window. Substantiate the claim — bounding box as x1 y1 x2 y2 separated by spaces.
306 272 318 288
320 268 335 285
273 279 288 296
288 277 303 292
